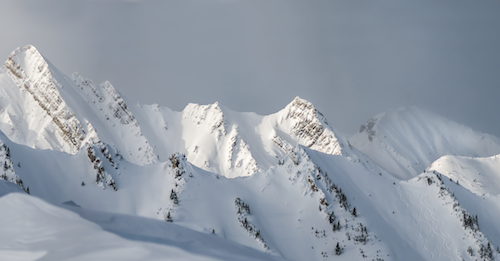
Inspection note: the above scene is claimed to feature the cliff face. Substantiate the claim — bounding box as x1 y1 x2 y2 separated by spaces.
277 97 347 156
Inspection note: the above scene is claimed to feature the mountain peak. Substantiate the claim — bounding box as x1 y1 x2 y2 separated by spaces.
1 45 89 154
183 102 227 137
283 96 330 126
351 106 500 179
275 97 348 156
4 45 48 81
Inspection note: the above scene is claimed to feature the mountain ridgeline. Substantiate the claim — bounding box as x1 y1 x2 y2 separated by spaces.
0 45 500 261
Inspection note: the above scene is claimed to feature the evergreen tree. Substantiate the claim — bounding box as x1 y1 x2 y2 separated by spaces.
335 242 342 255
328 212 336 224
170 189 178 205
165 211 173 222
487 242 493 259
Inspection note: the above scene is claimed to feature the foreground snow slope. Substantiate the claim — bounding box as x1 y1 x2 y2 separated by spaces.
350 107 500 180
0 186 285 261
1 45 500 261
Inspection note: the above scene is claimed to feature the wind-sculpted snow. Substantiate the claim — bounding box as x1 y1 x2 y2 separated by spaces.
351 106 500 180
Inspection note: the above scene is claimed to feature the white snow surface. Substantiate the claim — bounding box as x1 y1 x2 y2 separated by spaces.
0 45 499 261
0 189 285 261
350 106 500 180
429 154 500 196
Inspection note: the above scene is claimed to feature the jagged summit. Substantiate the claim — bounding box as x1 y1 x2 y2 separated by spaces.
350 106 500 179
183 101 227 139
1 45 91 154
274 96 348 156
5 45 43 76
0 45 156 165
283 96 329 124
127 97 352 179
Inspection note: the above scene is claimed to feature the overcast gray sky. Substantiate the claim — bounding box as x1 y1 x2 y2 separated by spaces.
1 0 500 137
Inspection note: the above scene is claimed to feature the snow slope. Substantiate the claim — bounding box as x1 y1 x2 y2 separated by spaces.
350 106 500 180
1 45 500 261
0 188 286 261
429 154 500 196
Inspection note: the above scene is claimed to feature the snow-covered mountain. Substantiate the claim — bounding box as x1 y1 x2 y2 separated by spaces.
0 45 499 261
350 106 500 180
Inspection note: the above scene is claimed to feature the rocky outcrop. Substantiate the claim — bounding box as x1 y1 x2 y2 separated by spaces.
278 97 346 156
3 45 89 154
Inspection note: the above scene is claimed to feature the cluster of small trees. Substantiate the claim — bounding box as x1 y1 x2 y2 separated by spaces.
332 221 342 232
169 153 186 179
0 144 29 194
353 223 368 245
163 153 191 223
87 146 117 191
165 211 173 222
426 176 433 185
234 197 268 250
321 170 353 213
478 243 494 260
235 197 251 215
313 229 326 238
169 154 180 169
330 183 350 211
170 189 178 205
2 144 10 159
88 147 105 181
99 145 118 169
166 188 180 222
335 242 343 255
327 211 343 232
462 210 479 232
307 176 319 192
328 211 336 224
